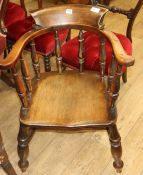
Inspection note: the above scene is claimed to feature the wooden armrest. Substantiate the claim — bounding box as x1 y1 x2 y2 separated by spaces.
102 30 135 66
0 28 48 70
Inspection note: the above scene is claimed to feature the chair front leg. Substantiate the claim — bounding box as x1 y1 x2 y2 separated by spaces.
107 124 124 173
0 133 17 175
17 123 34 172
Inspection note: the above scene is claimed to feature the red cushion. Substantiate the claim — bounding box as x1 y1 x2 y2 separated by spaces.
5 2 26 27
7 16 69 55
34 29 69 55
7 16 35 40
62 31 132 73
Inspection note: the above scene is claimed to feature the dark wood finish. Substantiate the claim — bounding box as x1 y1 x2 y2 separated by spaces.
20 54 32 100
17 124 34 172
0 132 17 175
78 30 84 72
11 66 29 115
107 124 123 173
99 36 106 80
44 55 51 72
55 30 63 73
0 4 134 173
30 40 40 80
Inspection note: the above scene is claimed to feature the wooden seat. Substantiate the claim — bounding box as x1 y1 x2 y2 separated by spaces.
0 4 134 174
21 71 110 126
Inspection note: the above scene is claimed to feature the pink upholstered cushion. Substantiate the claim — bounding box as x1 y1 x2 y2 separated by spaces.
62 31 132 73
5 2 26 27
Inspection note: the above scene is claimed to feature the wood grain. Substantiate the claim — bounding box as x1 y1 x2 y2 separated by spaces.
21 71 109 126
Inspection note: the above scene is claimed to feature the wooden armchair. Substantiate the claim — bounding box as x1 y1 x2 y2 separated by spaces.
0 132 17 175
0 4 134 173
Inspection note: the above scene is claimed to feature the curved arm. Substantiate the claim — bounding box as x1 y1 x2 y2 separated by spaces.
0 27 48 70
102 30 134 66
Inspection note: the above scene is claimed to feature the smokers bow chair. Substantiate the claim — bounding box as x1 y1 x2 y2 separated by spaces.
0 4 134 173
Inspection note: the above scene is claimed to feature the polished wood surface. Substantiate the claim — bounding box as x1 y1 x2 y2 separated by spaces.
21 71 109 126
102 30 134 66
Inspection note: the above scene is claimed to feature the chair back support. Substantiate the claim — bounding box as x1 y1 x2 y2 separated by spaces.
31 5 108 30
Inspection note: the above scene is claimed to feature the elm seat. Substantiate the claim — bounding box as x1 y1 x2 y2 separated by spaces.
62 31 132 73
21 71 109 126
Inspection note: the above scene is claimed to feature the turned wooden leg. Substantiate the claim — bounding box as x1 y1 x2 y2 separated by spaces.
17 123 34 172
0 133 17 175
107 124 123 173
44 55 51 72
122 70 127 83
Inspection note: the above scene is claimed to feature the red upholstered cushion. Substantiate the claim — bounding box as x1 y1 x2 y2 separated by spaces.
7 16 69 55
62 31 132 73
34 29 69 55
5 2 26 27
7 16 35 40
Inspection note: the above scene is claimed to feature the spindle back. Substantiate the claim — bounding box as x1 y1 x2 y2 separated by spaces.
1 4 128 114
31 4 108 75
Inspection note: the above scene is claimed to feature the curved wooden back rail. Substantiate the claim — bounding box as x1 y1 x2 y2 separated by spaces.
0 4 134 173
31 5 107 29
